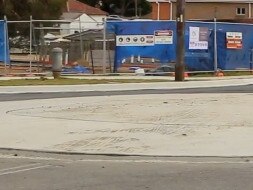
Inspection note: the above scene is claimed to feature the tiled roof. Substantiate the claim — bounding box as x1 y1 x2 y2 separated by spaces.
184 0 253 2
147 0 253 2
147 0 170 2
67 0 107 15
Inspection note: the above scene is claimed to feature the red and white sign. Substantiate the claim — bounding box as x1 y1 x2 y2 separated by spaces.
154 30 173 44
226 32 242 49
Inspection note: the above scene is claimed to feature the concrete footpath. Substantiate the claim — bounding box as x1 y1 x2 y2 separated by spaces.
0 76 253 157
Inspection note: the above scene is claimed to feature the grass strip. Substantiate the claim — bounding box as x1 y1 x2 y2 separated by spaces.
0 78 169 86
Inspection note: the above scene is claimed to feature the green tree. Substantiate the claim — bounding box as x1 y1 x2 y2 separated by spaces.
0 0 67 36
0 0 31 20
0 0 67 20
79 0 151 17
29 0 67 20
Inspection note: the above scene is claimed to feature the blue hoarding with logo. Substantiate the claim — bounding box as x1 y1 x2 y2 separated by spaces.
107 20 253 71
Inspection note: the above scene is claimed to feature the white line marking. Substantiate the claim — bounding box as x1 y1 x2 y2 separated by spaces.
0 154 72 162
77 159 253 164
0 163 41 172
0 154 252 165
0 165 51 176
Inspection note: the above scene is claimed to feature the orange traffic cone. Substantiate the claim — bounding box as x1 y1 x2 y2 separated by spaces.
215 70 224 77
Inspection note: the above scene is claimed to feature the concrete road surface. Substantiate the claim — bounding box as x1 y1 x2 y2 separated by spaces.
0 84 253 156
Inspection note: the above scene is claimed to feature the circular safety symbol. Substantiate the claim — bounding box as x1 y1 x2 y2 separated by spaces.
140 37 145 42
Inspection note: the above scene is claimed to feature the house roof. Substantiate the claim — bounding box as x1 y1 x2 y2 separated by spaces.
61 12 83 20
184 0 253 2
147 0 171 2
147 0 253 3
66 0 107 15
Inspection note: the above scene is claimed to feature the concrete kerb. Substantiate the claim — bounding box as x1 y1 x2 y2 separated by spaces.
0 74 253 81
1 147 253 158
0 75 252 95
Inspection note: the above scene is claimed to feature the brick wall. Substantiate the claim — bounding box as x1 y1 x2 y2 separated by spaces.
172 2 251 20
149 2 252 21
151 2 172 20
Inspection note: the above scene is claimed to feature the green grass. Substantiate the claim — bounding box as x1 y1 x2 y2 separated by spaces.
0 77 169 86
191 71 253 77
223 71 253 76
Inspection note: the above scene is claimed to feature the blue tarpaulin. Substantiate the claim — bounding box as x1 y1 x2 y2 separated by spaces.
0 20 10 64
107 20 253 71
62 65 90 74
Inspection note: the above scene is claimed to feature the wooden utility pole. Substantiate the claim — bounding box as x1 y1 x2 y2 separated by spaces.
175 0 186 81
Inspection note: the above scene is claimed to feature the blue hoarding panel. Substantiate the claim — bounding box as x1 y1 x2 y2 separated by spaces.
216 23 252 70
0 20 10 64
107 21 177 70
107 20 253 71
185 21 214 71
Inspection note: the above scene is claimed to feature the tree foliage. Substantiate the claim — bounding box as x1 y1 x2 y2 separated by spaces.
0 0 67 20
0 0 67 36
79 0 152 17
0 0 151 19
29 0 67 20
0 0 31 20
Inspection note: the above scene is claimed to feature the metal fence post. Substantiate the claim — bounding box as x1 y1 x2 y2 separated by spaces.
214 17 218 73
250 49 253 73
29 15 33 74
3 15 7 74
79 17 83 58
102 18 107 74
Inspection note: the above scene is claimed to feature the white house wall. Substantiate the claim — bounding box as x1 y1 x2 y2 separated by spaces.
61 23 71 35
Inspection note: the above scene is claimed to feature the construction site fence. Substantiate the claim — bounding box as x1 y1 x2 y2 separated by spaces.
1 17 114 76
1 18 253 76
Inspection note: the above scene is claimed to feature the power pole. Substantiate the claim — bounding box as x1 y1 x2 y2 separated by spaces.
175 0 186 81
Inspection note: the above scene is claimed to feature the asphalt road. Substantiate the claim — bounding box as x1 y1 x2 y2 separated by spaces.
0 84 252 102
0 151 253 190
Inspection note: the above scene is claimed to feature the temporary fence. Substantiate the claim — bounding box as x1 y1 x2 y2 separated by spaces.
2 18 253 76
1 16 113 75
107 20 253 72
0 19 10 73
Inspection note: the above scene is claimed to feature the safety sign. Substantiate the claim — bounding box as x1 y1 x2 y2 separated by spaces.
116 35 154 46
189 27 209 49
154 30 173 44
226 32 242 49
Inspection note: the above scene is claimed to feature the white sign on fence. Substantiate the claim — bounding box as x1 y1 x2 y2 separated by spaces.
189 27 208 50
116 35 155 46
154 30 173 44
